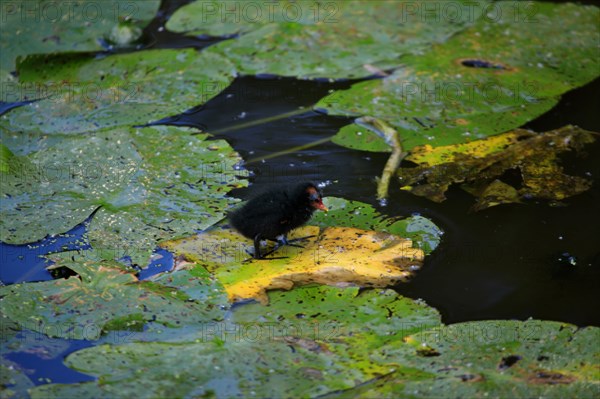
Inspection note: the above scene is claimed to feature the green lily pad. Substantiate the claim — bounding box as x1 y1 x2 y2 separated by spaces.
29 339 357 398
26 284 440 398
0 359 35 398
0 49 235 133
166 0 321 36
311 197 442 253
0 0 160 80
0 256 229 340
201 0 490 79
318 2 600 150
0 125 247 266
350 320 600 398
233 285 441 377
331 123 393 153
0 142 15 173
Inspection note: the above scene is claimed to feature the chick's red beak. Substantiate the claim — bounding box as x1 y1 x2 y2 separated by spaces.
313 199 328 212
307 186 328 212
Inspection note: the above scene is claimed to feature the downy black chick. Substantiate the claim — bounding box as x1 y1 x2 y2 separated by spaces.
228 182 328 259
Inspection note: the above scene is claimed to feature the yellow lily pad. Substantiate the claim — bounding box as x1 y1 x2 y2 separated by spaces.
163 225 423 304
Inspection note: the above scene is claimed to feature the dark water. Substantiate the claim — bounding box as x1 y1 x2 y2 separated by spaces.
1 0 599 388
161 74 600 327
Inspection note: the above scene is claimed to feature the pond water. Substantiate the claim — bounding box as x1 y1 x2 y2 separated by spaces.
1 0 599 388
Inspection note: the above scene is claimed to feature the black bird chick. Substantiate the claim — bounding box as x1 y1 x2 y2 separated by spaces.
229 182 328 259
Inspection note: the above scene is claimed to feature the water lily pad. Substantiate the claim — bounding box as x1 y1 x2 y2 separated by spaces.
0 0 160 79
318 2 600 149
166 0 321 36
0 256 228 340
0 49 235 133
0 125 247 266
27 284 441 398
331 123 393 153
163 197 441 303
29 338 357 398
351 320 600 398
201 0 490 79
311 197 442 253
397 126 596 209
233 285 441 377
0 359 35 398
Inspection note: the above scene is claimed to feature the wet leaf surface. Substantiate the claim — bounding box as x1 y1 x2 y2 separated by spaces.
318 2 599 149
163 197 441 303
166 225 423 303
28 286 441 398
0 50 235 133
0 255 228 340
0 0 160 82
0 358 35 398
397 126 596 210
0 125 247 266
343 320 600 399
196 0 490 79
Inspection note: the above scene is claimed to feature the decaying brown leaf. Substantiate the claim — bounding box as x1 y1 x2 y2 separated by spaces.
397 126 595 210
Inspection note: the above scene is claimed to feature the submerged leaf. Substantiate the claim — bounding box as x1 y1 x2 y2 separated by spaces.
397 126 595 210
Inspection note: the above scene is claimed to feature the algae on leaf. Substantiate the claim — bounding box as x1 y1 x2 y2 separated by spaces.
0 256 229 340
396 126 596 210
200 0 490 79
0 359 35 399
318 2 600 150
0 50 235 133
353 320 600 399
167 0 322 36
28 286 441 398
0 125 248 266
0 0 160 83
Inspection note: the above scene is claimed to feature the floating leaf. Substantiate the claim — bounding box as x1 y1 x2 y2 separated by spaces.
0 359 35 398
318 2 600 149
0 125 248 266
28 285 441 398
351 320 600 398
0 50 235 133
0 0 160 79
166 0 321 36
0 256 228 340
163 197 441 303
233 285 441 377
29 339 357 398
397 126 596 209
200 0 490 79
311 197 442 253
331 123 392 153
0 142 15 173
